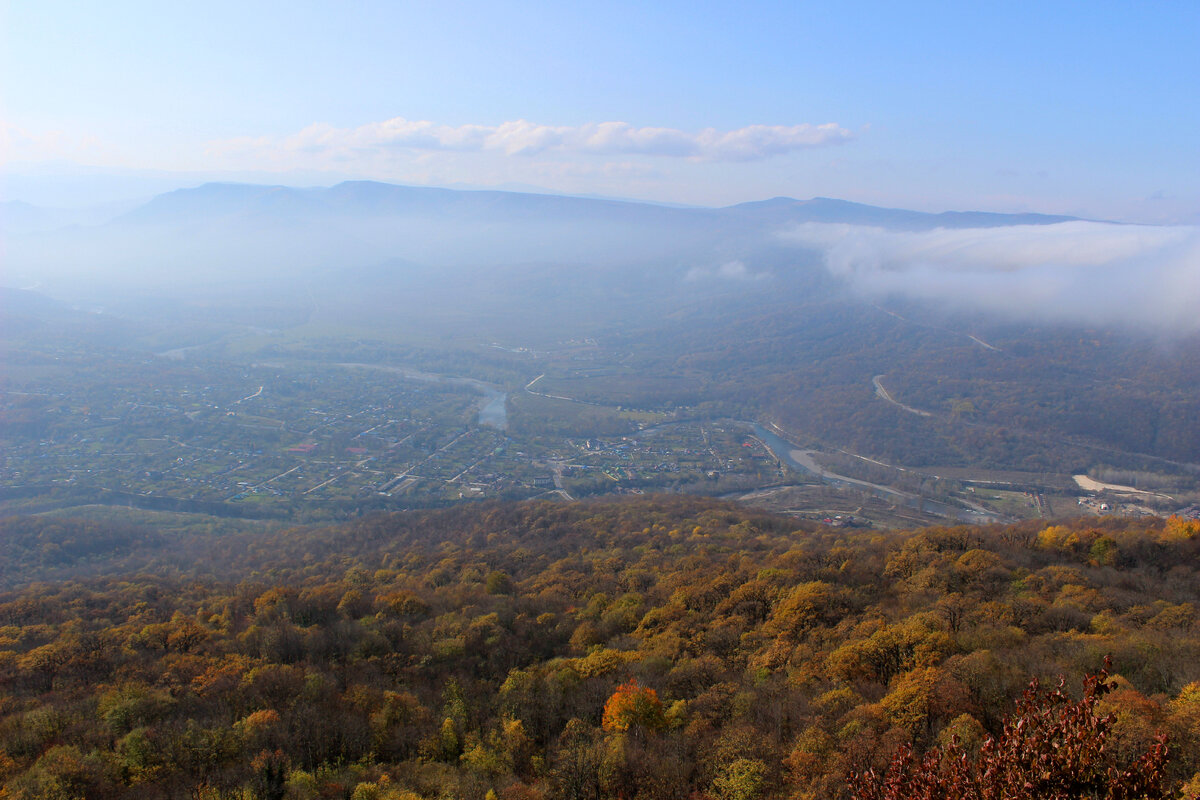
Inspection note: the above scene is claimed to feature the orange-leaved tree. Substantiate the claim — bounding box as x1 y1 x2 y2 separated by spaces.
601 679 666 738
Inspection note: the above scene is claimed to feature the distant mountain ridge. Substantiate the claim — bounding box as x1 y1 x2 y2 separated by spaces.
724 195 1082 228
115 180 1082 230
5 179 1090 303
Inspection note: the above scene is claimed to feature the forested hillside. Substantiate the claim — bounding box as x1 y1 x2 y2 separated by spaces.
1 497 1198 799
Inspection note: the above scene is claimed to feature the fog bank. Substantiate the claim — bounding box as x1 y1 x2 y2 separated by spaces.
782 221 1200 333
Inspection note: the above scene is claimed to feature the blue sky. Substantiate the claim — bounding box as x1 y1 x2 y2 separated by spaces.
2 1 1198 221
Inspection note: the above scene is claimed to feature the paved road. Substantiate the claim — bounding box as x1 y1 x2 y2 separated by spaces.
872 375 932 417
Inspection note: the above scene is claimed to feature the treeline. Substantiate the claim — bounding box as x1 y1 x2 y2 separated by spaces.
0 497 1198 799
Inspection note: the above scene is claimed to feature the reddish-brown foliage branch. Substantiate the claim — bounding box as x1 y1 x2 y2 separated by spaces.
850 658 1189 800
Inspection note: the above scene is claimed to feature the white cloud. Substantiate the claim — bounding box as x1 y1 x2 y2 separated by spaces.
207 117 852 164
782 221 1200 333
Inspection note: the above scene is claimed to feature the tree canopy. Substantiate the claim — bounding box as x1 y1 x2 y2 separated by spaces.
0 497 1197 798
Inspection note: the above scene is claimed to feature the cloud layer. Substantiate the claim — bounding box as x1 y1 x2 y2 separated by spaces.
782 221 1200 333
209 118 852 164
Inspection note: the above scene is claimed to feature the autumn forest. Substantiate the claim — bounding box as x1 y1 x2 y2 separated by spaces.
1 497 1198 799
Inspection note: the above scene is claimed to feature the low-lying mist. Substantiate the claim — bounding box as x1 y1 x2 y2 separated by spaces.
782 221 1200 334
7 181 1197 341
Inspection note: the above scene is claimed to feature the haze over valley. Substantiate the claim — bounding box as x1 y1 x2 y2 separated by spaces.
4 181 1199 528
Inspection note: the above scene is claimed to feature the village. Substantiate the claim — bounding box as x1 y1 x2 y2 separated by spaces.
1 348 786 519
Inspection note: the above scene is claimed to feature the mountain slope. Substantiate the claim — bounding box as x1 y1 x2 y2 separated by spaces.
0 497 1197 798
